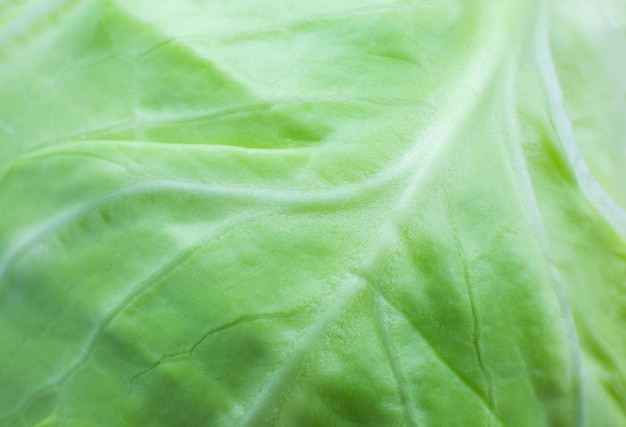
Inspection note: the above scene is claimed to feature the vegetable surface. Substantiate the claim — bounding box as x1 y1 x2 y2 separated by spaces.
1 0 625 426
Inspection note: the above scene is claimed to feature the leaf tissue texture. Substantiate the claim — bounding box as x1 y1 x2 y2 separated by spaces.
0 0 625 426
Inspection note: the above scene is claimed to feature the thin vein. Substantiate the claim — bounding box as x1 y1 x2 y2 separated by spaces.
374 294 416 427
445 191 494 427
241 273 366 426
0 178 342 285
371 286 506 427
129 308 307 384
492 6 585 425
476 10 584 425
41 95 410 148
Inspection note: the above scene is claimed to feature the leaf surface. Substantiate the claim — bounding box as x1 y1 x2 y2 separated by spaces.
1 0 625 426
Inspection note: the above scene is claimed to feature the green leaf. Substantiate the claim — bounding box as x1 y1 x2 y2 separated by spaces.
1 0 625 426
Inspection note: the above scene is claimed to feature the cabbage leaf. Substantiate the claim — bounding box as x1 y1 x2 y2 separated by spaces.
1 0 625 426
